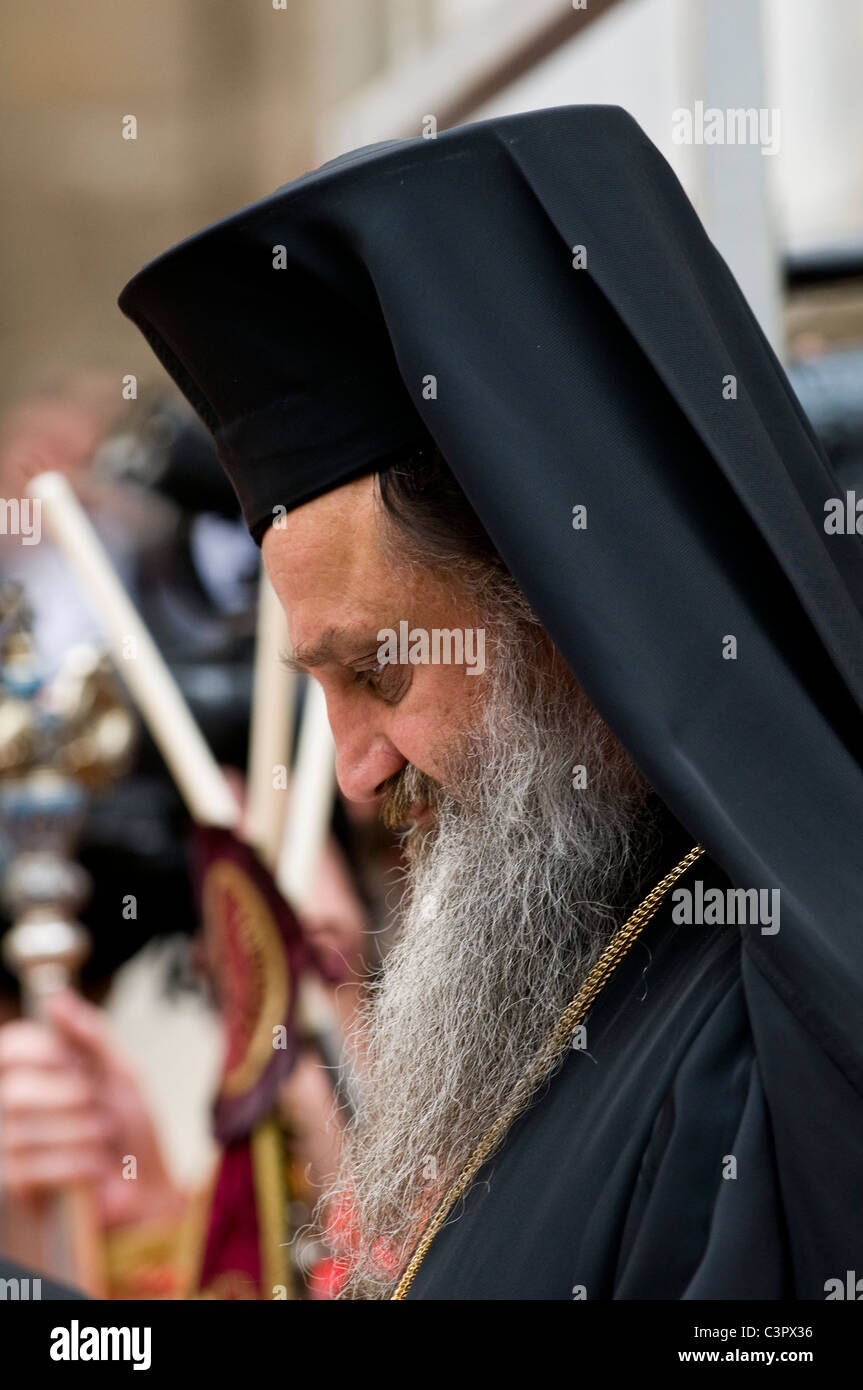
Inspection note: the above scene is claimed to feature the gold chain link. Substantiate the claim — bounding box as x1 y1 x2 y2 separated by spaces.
391 842 705 1299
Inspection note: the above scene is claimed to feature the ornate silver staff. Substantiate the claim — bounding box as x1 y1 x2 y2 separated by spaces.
0 586 135 1294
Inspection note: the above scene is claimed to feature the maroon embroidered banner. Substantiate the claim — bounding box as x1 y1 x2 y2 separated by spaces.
191 826 322 1298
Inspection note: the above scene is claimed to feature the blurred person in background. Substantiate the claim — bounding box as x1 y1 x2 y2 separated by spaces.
0 797 385 1299
0 374 403 1297
0 372 258 1013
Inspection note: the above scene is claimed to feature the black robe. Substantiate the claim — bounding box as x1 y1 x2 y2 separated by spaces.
406 805 856 1300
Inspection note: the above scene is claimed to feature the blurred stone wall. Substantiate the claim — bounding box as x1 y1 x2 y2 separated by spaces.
0 0 329 411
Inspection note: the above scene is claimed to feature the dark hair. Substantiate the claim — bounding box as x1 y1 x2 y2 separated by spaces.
376 446 501 570
375 446 539 629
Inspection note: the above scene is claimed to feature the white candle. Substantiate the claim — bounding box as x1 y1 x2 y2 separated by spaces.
27 471 239 829
276 678 336 911
246 566 295 870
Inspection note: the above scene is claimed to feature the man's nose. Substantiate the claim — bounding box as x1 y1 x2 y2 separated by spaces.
327 700 405 806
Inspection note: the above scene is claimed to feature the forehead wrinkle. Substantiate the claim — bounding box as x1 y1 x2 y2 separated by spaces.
272 476 395 602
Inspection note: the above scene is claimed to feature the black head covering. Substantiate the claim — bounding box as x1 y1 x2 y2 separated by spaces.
120 106 863 1254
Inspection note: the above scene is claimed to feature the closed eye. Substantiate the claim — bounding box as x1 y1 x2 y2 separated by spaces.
350 659 408 702
353 661 386 686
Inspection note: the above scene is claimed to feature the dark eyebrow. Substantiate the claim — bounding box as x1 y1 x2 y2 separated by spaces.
279 626 383 674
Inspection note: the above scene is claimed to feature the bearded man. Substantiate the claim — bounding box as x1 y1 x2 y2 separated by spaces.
119 105 863 1300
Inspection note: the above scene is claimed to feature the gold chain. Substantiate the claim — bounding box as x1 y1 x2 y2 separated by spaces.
391 842 705 1299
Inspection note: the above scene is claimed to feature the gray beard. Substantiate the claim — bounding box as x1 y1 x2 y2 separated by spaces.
327 630 658 1299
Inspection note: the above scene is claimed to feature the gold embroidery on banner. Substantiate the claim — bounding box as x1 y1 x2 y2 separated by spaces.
195 1270 260 1300
251 1115 291 1299
203 859 291 1097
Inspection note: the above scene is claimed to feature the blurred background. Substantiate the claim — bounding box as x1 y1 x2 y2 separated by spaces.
0 0 862 1299
3 0 863 391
